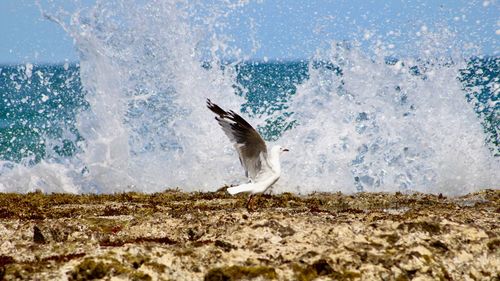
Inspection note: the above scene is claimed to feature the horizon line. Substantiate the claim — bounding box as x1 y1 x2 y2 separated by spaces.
0 55 498 67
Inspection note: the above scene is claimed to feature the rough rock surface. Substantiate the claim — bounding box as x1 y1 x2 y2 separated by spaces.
0 189 498 280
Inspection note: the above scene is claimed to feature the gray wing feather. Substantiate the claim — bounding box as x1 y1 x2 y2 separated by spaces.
207 99 267 180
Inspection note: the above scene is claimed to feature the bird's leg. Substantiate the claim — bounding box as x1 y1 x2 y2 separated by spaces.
246 194 254 211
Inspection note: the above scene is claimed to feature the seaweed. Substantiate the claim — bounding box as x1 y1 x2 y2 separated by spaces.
214 240 237 252
68 256 152 281
204 265 277 281
0 189 498 280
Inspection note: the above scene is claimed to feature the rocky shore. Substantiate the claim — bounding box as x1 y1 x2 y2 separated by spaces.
0 189 498 280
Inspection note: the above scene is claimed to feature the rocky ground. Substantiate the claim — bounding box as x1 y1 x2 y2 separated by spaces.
0 189 498 281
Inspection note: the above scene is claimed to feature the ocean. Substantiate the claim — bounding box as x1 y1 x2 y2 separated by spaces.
0 2 498 195
1 57 498 194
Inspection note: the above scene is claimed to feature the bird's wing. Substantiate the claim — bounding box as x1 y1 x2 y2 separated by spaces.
206 99 267 180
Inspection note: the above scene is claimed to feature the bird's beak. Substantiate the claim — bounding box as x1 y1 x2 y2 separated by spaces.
283 148 289 152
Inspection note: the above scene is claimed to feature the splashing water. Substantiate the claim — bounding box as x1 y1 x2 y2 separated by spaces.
2 1 246 192
0 1 498 195
278 43 499 195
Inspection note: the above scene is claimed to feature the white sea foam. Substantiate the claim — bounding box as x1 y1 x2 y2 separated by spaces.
277 43 499 195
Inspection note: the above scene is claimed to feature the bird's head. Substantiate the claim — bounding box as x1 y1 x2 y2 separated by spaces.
272 145 289 155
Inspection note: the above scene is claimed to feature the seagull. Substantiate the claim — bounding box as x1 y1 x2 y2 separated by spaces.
206 99 288 209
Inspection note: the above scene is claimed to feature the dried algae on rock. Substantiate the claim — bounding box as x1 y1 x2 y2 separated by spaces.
0 189 498 280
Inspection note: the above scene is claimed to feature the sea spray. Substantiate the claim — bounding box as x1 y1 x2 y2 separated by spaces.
278 42 499 195
0 1 498 195
54 1 248 192
1 1 247 192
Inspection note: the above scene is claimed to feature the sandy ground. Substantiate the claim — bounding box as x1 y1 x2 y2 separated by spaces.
0 189 498 281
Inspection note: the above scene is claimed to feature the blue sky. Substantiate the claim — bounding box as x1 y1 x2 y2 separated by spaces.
0 1 76 63
0 0 498 63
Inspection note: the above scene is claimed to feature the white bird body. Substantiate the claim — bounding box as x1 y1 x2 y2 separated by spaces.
206 99 288 199
227 146 282 195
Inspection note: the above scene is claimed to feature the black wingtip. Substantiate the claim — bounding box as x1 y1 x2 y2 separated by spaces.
206 98 228 117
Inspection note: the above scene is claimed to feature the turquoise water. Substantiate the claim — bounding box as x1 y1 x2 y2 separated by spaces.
459 57 499 155
0 64 85 163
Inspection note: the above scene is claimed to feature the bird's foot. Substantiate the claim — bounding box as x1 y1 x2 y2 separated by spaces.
246 194 255 212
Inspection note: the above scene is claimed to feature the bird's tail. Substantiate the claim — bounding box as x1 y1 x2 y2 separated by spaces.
227 183 255 195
